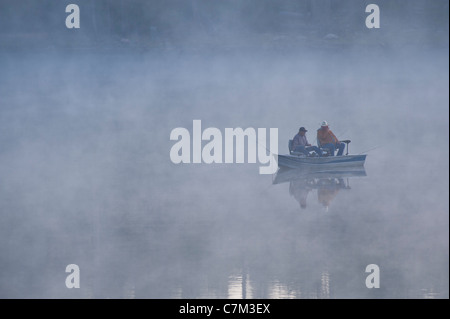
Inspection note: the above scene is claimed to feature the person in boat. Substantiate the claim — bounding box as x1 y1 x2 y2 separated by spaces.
291 127 323 157
316 121 345 156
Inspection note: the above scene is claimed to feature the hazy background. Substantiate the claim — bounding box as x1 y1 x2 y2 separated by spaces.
0 0 448 298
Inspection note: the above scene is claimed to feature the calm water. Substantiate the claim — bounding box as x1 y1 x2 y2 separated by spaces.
0 48 448 298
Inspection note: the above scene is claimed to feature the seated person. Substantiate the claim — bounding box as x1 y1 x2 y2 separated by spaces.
292 127 323 156
316 121 345 156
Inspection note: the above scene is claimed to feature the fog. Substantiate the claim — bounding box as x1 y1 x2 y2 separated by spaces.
0 0 448 298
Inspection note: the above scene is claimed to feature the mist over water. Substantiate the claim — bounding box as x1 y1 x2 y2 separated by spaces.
0 1 448 299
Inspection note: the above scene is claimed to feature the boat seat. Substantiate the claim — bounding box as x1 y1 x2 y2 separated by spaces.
289 139 314 157
289 140 304 156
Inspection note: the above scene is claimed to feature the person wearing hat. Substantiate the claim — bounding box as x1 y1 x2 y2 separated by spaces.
317 121 345 156
291 127 323 156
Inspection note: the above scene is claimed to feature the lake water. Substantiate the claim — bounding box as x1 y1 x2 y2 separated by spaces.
0 48 448 298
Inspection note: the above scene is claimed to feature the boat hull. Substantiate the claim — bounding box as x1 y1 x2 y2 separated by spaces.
277 154 366 170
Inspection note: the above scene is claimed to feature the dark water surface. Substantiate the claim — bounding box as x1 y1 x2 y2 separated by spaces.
0 49 448 298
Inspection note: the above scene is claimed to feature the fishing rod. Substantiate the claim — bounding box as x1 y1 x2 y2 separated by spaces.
257 140 277 155
336 129 348 140
358 145 379 154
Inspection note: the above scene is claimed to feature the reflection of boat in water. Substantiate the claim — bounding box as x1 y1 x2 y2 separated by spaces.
273 166 367 210
273 166 366 185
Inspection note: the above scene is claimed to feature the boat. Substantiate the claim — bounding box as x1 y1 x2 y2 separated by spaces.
277 139 367 170
277 153 366 169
